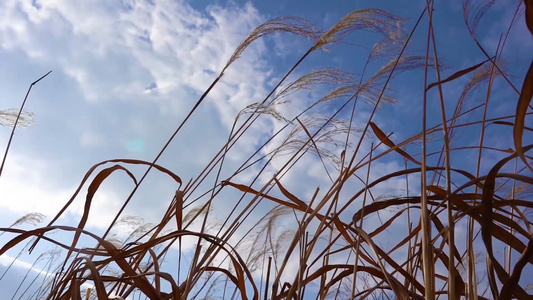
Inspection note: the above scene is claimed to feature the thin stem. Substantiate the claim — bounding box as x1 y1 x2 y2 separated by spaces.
0 70 52 179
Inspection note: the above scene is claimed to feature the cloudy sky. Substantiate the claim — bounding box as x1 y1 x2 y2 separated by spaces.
0 0 531 298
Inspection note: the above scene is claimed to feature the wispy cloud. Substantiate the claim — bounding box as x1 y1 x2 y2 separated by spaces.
0 0 277 227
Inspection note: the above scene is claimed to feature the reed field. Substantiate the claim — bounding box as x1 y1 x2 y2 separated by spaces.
0 1 532 299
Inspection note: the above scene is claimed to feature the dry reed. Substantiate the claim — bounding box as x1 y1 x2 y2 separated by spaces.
0 1 532 300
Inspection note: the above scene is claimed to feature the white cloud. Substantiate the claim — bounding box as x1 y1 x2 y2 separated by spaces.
0 153 129 229
80 130 102 147
0 0 268 110
0 0 277 203
2 1 525 298
0 153 75 217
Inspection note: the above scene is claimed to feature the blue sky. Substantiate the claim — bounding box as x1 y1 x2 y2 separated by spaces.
0 0 532 299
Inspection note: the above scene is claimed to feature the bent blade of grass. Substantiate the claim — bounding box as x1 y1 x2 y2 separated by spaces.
524 0 533 35
513 59 533 173
295 117 334 182
0 70 51 179
60 165 138 266
500 238 533 299
223 180 303 211
369 122 419 165
493 121 533 132
78 257 108 300
481 145 533 298
28 158 181 253
426 58 490 91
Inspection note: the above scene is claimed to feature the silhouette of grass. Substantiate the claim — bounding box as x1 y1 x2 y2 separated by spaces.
1 1 532 300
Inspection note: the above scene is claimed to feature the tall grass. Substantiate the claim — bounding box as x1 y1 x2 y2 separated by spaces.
1 1 532 299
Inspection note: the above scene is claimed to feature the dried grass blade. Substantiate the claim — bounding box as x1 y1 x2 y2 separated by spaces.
526 0 533 35
175 190 184 231
430 213 462 263
29 158 180 252
264 256 272 300
0 227 92 256
106 254 159 299
79 258 107 300
296 117 335 180
226 251 254 300
273 178 307 209
108 159 181 185
352 228 410 299
500 239 533 299
65 165 137 263
387 222 421 253
331 215 354 245
369 122 419 164
94 239 160 299
426 58 489 91
432 250 466 298
0 226 160 299
348 167 477 215
146 248 161 296
223 180 301 210
493 121 533 132
154 272 180 300
513 59 533 172
480 148 533 298
427 185 447 198
70 275 81 300
287 265 413 299
202 266 240 292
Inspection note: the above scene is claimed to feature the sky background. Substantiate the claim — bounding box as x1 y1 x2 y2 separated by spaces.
0 0 531 298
